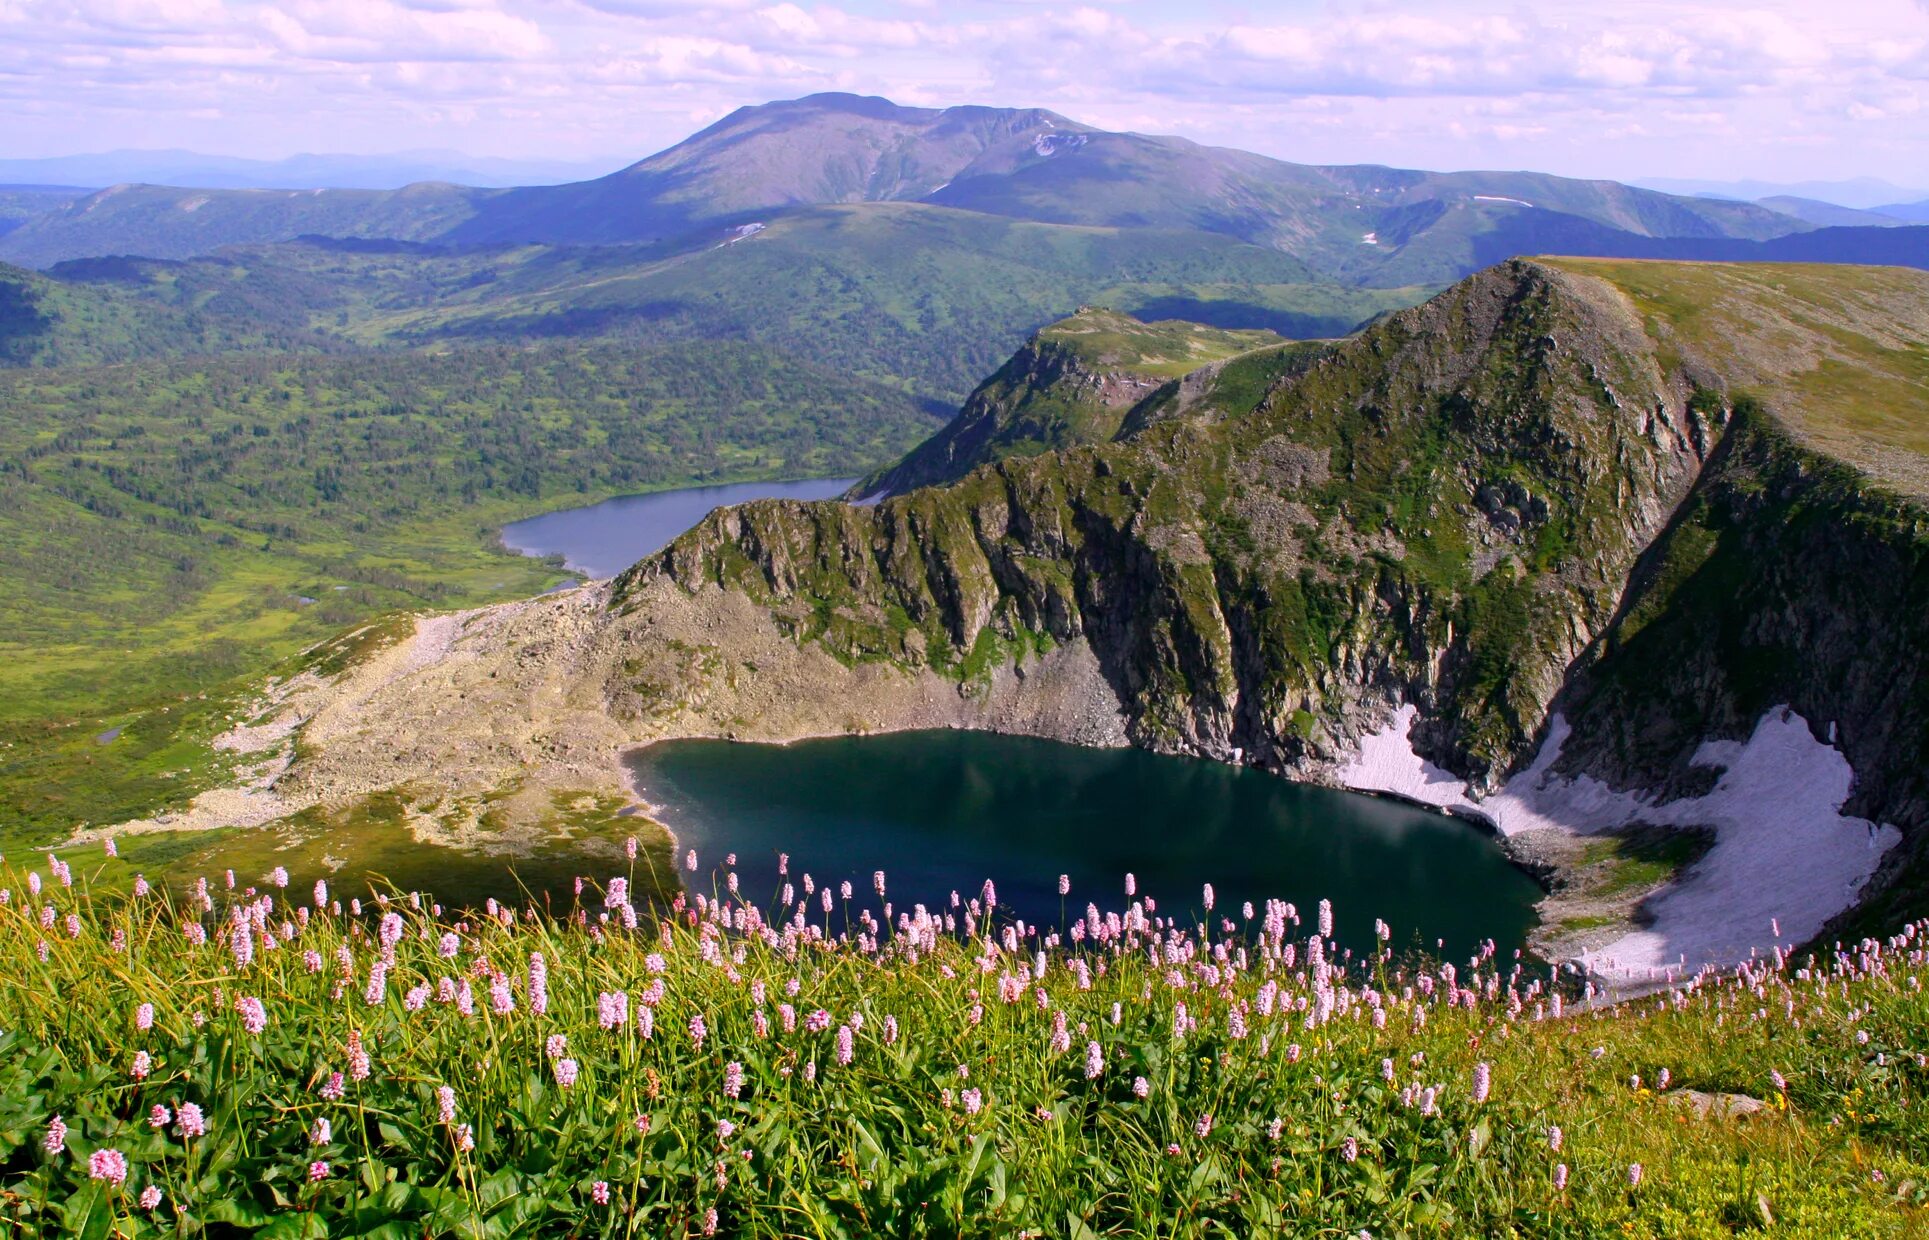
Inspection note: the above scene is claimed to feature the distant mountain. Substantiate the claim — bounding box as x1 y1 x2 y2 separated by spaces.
0 185 89 240
0 94 1821 284
1635 176 1929 211
1877 201 1929 223
1756 196 1908 229
1484 220 1929 270
0 150 617 190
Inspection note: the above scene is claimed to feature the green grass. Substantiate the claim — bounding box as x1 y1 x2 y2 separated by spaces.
1578 828 1719 899
1542 259 1929 495
0 853 1923 1236
0 341 939 850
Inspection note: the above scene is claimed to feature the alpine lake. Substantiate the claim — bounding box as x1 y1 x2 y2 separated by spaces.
176 481 1542 957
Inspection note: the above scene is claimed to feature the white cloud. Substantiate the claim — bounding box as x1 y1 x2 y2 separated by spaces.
0 0 1922 183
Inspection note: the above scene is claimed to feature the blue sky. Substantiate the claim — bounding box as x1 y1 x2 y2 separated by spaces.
0 0 1924 182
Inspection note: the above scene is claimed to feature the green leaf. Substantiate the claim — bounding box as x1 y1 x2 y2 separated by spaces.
259 1215 331 1239
56 1181 114 1240
206 1196 275 1228
850 1116 887 1171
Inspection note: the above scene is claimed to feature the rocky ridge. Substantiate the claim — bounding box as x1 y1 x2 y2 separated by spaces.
117 258 1929 974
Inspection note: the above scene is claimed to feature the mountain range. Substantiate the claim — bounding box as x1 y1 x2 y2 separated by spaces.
0 149 617 191
1634 175 1929 211
5 93 1922 286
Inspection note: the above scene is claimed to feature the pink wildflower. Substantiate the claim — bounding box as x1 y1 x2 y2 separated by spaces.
554 1058 579 1088
236 995 267 1035
176 1103 207 1138
139 1185 163 1210
592 1180 610 1205
309 1161 329 1182
43 1115 66 1156
89 1149 128 1187
528 953 548 1016
149 1104 171 1129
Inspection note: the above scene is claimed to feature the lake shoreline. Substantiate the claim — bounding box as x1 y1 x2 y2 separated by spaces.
497 476 858 580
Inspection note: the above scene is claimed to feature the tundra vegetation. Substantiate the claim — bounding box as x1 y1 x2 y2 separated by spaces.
2 847 1927 1237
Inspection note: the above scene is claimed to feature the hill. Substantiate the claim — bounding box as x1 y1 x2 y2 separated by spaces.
189 260 1929 981
1755 195 1909 229
5 212 1421 404
0 341 937 846
0 94 1817 285
858 306 1311 496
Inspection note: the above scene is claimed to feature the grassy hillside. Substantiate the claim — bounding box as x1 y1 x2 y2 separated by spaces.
860 306 1304 495
8 211 1417 404
0 343 935 844
1 850 1923 1236
0 186 87 239
1543 259 1929 497
0 260 342 367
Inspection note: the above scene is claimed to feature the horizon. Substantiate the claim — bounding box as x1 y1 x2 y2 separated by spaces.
1 1 1924 189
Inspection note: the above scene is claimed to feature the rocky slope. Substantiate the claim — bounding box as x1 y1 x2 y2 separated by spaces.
124 258 1929 975
856 307 1291 496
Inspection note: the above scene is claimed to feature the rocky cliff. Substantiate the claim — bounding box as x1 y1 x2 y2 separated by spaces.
854 307 1288 497
636 260 1720 788
156 258 1929 974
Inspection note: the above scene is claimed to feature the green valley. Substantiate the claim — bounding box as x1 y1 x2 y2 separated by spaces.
0 342 933 846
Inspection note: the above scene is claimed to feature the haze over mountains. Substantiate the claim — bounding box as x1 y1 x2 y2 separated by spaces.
0 150 620 191
2 93 1923 285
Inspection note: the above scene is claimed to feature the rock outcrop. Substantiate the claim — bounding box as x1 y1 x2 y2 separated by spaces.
156 258 1929 967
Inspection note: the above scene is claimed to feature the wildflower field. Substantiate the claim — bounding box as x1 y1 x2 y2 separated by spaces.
1 845 1926 1237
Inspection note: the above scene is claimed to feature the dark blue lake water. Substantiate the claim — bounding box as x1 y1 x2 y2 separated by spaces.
627 730 1542 959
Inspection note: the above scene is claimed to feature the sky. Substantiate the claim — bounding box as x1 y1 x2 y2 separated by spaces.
0 0 1925 184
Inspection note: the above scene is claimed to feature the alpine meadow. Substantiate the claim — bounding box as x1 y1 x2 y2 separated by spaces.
2 9 1929 1237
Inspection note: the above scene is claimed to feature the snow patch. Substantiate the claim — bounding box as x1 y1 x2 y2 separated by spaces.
715 221 766 248
1335 705 1899 980
1360 231 1379 245
180 196 209 213
1473 194 1534 207
1032 133 1087 158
